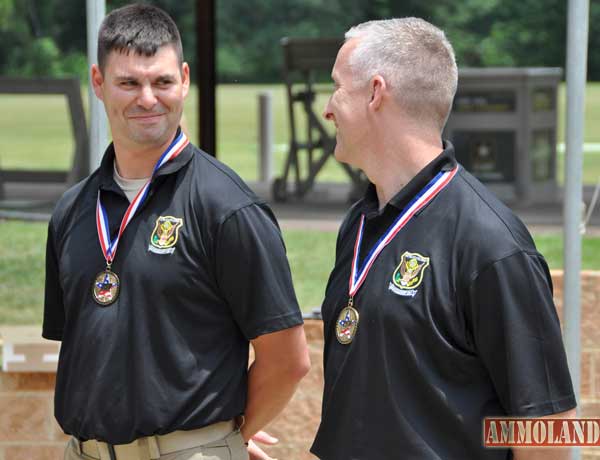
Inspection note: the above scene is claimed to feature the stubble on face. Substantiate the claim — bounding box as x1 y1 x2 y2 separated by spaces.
123 99 172 145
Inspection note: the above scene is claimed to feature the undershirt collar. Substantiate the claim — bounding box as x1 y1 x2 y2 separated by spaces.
112 162 150 202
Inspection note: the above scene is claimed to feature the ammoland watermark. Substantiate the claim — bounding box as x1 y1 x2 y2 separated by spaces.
484 418 600 447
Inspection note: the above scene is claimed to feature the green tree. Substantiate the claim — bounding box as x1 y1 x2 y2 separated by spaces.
0 0 14 29
478 0 566 69
588 1 600 81
217 0 371 82
0 0 598 81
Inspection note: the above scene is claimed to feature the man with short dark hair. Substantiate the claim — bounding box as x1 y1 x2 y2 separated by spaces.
311 18 576 460
43 4 309 460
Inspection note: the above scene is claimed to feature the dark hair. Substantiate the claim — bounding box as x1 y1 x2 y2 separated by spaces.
97 3 183 72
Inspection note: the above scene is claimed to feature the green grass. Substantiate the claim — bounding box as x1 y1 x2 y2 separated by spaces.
283 229 337 311
0 220 337 324
1 220 599 326
556 151 600 185
557 82 600 144
0 221 47 324
0 84 345 182
533 234 600 269
2 83 599 184
0 93 76 171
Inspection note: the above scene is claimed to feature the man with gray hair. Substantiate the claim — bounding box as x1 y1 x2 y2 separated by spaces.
311 18 575 459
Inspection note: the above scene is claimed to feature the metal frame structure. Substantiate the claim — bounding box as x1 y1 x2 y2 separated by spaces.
0 77 89 199
273 37 364 201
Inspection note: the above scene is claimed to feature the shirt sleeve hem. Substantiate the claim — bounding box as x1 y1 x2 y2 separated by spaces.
513 394 577 417
42 329 63 341
246 312 304 340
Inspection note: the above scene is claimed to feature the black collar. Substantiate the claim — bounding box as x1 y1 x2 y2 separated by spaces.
97 128 194 193
361 140 457 219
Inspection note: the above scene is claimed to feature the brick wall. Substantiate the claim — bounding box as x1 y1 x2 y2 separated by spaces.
551 271 600 460
0 270 598 460
0 373 67 460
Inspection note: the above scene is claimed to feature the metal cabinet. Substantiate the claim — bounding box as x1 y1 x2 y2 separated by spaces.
444 68 562 204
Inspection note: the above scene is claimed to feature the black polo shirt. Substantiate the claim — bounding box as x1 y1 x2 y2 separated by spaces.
311 143 575 460
43 138 303 444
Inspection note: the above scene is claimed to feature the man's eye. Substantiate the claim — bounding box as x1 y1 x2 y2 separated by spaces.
120 81 137 87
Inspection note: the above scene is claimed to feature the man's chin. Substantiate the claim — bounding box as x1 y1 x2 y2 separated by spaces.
333 146 349 164
128 125 173 146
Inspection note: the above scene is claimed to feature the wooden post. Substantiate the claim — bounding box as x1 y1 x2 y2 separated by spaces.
196 0 216 156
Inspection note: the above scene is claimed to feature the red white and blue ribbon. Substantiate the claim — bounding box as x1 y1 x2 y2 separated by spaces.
349 165 459 297
96 132 189 265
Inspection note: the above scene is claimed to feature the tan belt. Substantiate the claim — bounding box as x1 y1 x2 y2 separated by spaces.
77 420 236 460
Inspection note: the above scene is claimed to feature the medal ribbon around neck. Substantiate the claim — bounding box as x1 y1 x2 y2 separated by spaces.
349 165 459 298
96 131 189 266
336 166 458 344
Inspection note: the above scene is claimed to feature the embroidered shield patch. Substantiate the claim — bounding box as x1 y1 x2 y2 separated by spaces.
150 216 183 251
392 251 430 290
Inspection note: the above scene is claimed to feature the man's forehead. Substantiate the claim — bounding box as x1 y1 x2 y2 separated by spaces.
331 40 358 80
104 46 181 74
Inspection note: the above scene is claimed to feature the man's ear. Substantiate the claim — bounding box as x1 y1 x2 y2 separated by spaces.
90 64 104 101
181 62 191 98
369 75 386 111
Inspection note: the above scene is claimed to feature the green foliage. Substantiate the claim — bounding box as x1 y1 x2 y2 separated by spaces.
589 2 600 81
4 36 88 79
0 0 14 30
0 0 599 82
0 0 89 79
19 37 62 76
60 52 89 81
216 0 369 82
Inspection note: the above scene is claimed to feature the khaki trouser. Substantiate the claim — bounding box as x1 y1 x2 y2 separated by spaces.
64 424 249 460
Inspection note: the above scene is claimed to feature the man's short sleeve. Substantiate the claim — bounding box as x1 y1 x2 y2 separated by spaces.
467 251 576 416
42 220 65 341
215 203 303 339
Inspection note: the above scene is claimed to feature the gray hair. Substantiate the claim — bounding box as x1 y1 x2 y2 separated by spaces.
345 18 457 132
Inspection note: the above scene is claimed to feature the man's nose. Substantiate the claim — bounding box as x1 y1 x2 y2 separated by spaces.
138 85 158 110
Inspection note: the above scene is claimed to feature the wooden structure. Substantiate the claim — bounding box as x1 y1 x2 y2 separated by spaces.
0 77 89 200
273 37 364 201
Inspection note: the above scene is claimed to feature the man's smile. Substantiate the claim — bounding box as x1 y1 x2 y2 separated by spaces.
128 113 166 122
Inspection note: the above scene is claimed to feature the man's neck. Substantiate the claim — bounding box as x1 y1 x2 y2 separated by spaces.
370 137 443 210
113 133 176 179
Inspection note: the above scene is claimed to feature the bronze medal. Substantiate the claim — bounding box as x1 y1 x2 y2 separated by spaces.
335 304 360 345
92 269 120 306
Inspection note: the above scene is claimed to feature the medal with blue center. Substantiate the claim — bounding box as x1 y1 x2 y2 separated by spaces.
92 131 190 306
335 165 459 344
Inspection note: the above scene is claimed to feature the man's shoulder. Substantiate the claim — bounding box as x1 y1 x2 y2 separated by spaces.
448 167 540 267
337 199 364 240
49 172 98 231
185 144 266 222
